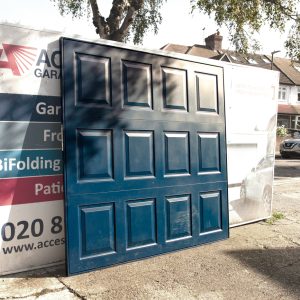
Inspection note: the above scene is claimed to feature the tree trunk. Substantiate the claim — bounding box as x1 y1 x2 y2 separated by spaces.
89 0 144 42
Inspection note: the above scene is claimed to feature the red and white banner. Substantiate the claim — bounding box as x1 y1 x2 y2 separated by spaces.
0 23 64 275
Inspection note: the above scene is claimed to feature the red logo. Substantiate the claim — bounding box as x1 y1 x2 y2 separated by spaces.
0 44 37 76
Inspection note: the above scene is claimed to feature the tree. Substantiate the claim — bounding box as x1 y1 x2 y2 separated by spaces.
52 0 299 60
191 0 300 60
51 0 164 44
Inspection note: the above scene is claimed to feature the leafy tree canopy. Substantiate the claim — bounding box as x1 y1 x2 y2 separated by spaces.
52 0 164 44
192 0 300 60
52 0 300 60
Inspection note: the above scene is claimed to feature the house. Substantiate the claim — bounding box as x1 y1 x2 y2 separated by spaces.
161 32 300 132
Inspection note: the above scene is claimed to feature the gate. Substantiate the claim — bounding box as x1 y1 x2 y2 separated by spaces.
61 38 229 275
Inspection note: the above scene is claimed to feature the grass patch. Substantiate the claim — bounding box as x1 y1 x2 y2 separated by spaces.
265 211 285 225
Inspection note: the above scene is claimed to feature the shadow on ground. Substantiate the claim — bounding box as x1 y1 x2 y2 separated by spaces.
1 264 66 278
274 156 300 179
226 247 300 296
274 165 300 178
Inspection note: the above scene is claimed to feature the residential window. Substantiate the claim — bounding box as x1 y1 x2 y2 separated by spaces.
278 86 287 101
291 116 300 130
294 65 300 72
277 115 290 128
247 58 258 64
298 87 300 102
280 115 300 130
297 116 300 130
262 57 270 64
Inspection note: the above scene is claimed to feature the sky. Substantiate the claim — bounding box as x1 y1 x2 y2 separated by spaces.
0 0 290 57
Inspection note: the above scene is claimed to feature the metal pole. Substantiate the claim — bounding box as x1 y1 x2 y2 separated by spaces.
271 53 274 70
271 50 281 70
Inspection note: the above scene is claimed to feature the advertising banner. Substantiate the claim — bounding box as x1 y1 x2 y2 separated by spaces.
225 65 279 226
0 23 279 274
0 24 64 275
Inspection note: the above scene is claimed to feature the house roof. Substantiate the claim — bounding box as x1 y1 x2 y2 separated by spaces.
270 57 300 85
161 42 300 86
161 43 190 54
224 52 295 85
278 104 300 115
186 45 217 58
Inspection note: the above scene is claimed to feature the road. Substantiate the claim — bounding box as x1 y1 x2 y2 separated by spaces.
274 157 300 180
273 157 300 219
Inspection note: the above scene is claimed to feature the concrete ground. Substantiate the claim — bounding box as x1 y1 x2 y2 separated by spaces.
1 158 300 300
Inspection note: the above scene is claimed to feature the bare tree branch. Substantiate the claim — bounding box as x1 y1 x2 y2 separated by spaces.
106 0 128 35
118 6 137 37
263 0 298 21
89 0 109 38
111 2 143 41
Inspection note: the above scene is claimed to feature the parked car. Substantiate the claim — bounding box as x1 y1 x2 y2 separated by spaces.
240 155 274 211
280 138 300 158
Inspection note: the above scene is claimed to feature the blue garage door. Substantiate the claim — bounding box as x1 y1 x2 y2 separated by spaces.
61 37 229 275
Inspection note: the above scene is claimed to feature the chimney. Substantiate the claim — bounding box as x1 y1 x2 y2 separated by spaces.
205 31 223 51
